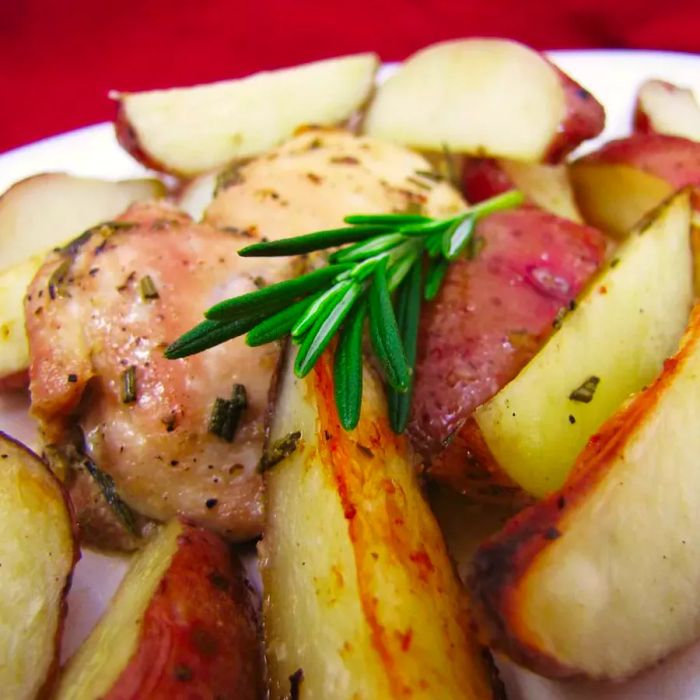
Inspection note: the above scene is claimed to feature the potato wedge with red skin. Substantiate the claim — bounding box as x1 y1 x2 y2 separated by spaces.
470 302 700 681
408 209 606 496
56 518 263 699
115 54 379 176
462 157 583 221
545 63 606 163
634 79 700 141
261 349 497 699
364 39 604 163
0 431 79 700
570 134 700 236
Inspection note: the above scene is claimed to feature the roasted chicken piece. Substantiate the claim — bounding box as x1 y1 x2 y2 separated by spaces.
26 202 288 547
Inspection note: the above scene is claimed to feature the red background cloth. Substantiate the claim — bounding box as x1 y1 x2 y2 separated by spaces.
1 0 699 154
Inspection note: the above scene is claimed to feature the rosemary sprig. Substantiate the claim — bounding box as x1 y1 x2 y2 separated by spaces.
165 190 524 434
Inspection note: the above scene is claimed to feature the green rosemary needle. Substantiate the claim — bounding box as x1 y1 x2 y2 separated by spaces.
165 189 524 434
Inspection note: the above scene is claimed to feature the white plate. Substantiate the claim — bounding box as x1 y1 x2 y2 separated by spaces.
2 48 700 698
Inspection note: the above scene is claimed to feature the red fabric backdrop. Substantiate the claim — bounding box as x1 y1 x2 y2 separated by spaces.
1 0 699 154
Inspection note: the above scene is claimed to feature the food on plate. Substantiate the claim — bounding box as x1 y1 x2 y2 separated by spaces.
0 431 78 699
0 173 164 269
0 254 44 388
204 127 466 235
634 79 700 140
115 54 379 176
176 169 219 220
471 301 700 681
363 39 604 162
407 208 606 497
470 190 694 497
25 201 290 548
461 157 583 221
0 174 164 386
55 518 263 699
259 348 497 699
570 133 700 236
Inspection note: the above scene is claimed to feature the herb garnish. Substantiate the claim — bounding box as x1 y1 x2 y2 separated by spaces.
569 376 600 403
166 191 523 432
140 275 159 300
120 366 138 404
208 384 248 442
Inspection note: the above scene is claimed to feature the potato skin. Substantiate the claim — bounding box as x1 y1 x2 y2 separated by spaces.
114 104 170 174
103 522 263 700
577 133 700 188
409 209 606 493
545 64 605 163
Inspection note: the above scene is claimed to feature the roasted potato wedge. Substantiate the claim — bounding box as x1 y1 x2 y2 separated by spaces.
0 254 44 385
0 431 78 699
0 173 164 269
462 157 583 221
364 39 603 162
55 518 263 699
470 190 694 497
409 208 606 493
116 54 379 176
259 349 496 699
471 302 700 681
570 134 700 237
634 79 700 141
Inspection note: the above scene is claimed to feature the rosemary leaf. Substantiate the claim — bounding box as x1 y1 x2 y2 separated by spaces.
295 283 363 377
425 259 449 301
205 264 351 321
292 279 354 339
398 217 458 237
442 215 476 260
238 225 393 257
344 213 430 225
259 431 301 471
165 314 266 359
329 233 405 264
387 248 421 292
140 275 159 300
83 457 138 535
388 261 423 433
471 189 525 218
246 292 322 346
425 231 444 258
569 376 600 403
209 384 248 441
334 300 367 430
368 261 410 393
120 366 137 404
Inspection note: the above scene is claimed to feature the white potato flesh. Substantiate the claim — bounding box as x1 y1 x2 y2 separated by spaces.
364 39 565 160
260 350 493 699
118 54 379 175
518 304 700 679
0 173 164 270
475 190 694 496
0 432 77 699
0 255 43 380
636 79 700 141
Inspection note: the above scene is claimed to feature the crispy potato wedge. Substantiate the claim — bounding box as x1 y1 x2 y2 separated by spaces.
0 431 78 699
364 39 603 162
259 349 496 699
634 79 700 141
55 518 262 699
116 54 379 176
471 190 694 497
471 302 700 680
570 134 700 237
0 173 164 269
462 157 583 221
